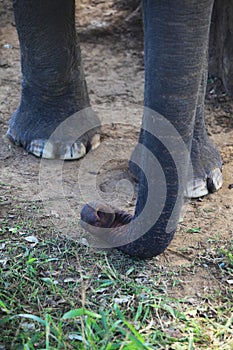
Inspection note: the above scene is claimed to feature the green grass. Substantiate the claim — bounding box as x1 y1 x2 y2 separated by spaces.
0 202 232 349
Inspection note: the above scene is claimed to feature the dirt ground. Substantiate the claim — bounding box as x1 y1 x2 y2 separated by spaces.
0 0 232 299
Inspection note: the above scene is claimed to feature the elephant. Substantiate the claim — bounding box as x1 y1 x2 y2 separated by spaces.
8 0 223 258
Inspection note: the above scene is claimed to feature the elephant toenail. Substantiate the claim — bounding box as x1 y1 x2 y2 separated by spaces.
207 168 223 193
90 134 101 150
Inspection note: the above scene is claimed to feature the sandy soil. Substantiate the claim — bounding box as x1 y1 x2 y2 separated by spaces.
0 0 232 298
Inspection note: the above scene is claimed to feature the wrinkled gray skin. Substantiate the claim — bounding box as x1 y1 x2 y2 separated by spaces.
9 0 223 258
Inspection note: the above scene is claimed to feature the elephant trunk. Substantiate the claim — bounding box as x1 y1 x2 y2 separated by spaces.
81 117 183 259
81 0 215 259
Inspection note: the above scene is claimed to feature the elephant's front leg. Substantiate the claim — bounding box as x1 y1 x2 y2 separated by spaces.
81 0 216 258
7 0 100 159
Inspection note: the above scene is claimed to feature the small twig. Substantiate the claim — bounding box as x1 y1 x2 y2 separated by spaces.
125 4 141 22
166 248 194 261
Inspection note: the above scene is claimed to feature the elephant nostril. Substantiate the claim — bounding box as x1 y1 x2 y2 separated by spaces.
96 209 104 221
96 209 115 228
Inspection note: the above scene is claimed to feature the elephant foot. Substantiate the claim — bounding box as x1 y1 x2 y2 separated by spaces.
129 136 223 199
186 136 223 198
7 106 100 160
